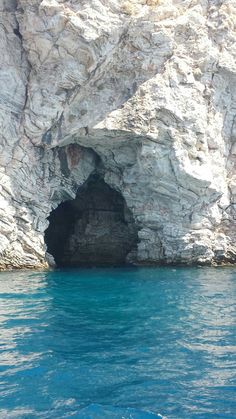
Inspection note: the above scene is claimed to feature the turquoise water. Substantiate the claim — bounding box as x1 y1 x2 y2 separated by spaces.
0 267 236 418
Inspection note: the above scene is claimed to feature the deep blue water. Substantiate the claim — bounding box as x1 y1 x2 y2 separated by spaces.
0 267 236 419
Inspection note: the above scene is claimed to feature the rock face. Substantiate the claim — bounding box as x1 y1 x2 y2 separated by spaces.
0 0 236 268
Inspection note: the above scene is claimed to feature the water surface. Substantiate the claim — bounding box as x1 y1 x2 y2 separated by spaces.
0 267 236 418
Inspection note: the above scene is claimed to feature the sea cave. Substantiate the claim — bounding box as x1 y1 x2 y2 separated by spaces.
44 175 138 267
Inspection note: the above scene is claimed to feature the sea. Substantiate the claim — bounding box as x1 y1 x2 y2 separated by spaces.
0 267 235 418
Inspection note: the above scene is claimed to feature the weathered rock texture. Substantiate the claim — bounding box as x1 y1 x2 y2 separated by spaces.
0 0 236 268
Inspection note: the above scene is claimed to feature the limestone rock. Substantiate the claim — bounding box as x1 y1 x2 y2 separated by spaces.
0 0 236 268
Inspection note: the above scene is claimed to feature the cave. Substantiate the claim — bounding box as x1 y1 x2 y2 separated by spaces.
44 175 138 267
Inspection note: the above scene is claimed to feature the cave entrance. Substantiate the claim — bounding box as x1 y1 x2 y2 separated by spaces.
44 175 138 267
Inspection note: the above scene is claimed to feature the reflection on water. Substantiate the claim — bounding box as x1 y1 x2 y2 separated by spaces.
0 267 236 418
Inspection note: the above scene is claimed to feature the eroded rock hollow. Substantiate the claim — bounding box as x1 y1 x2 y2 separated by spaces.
45 175 138 267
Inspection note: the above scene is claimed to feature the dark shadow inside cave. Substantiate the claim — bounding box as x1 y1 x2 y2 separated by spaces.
44 175 138 267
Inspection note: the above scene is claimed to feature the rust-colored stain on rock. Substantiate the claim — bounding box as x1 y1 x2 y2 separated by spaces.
66 144 82 169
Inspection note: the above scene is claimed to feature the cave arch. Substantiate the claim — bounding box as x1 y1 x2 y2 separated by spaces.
44 175 138 267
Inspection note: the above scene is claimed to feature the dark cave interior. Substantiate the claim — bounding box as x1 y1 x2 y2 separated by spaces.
44 175 138 267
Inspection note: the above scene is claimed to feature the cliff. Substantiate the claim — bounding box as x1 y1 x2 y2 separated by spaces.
0 0 236 269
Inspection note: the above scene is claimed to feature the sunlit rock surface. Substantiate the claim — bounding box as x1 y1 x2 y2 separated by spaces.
0 0 236 268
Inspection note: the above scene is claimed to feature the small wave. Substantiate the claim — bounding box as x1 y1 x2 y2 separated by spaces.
77 403 165 418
